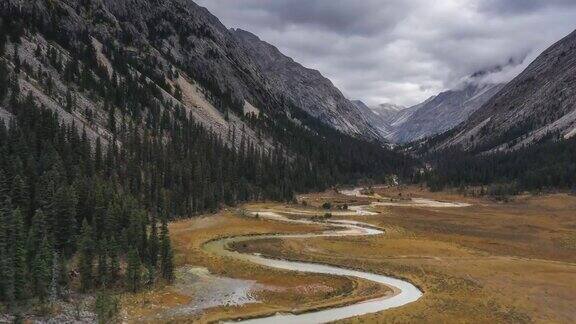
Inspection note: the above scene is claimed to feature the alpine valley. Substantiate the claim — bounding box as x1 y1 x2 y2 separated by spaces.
0 1 575 323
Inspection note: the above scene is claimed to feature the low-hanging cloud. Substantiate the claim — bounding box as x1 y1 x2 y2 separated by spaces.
195 0 576 107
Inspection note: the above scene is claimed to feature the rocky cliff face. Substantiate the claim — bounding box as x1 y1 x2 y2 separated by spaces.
232 29 381 140
438 29 576 153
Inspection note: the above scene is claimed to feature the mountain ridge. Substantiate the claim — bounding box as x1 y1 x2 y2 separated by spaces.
232 28 382 140
437 29 576 153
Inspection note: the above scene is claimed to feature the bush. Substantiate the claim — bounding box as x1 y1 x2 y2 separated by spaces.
487 183 519 202
94 292 120 324
322 202 332 210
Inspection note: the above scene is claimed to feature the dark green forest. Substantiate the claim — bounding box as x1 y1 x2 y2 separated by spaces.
424 137 576 194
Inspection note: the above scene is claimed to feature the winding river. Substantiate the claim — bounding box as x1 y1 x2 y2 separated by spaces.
203 189 426 323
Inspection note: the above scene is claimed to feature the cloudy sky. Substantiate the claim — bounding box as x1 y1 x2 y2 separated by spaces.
196 0 576 107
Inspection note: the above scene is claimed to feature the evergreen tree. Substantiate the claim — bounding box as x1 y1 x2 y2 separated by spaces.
33 235 53 301
12 209 27 300
96 239 109 288
0 21 6 56
10 175 29 217
147 216 159 269
78 220 95 292
0 61 9 101
26 210 46 272
0 198 15 302
108 238 121 285
65 89 75 112
159 217 174 283
125 248 142 293
54 186 78 257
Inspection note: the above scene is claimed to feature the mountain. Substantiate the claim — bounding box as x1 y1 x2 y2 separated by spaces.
0 0 385 146
232 29 381 140
0 0 409 215
350 100 393 137
389 82 505 143
353 79 503 144
371 103 405 120
437 29 576 153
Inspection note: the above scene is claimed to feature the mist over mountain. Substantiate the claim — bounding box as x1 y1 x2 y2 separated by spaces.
355 70 506 144
436 29 576 153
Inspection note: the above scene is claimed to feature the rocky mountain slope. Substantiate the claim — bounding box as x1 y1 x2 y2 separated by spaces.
354 80 503 144
233 29 381 140
0 0 383 148
389 82 504 143
437 29 576 153
350 100 393 138
371 103 406 121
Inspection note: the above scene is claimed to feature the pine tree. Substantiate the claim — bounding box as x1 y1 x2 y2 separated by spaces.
58 253 69 297
38 171 57 237
0 21 6 56
65 89 75 112
12 209 27 300
108 105 116 135
159 217 174 283
147 216 159 269
78 220 95 292
94 138 103 173
0 171 8 203
54 186 78 257
11 175 29 217
27 210 46 271
0 198 15 302
125 248 142 293
97 239 109 288
0 61 9 101
145 263 156 288
108 238 120 285
33 235 53 301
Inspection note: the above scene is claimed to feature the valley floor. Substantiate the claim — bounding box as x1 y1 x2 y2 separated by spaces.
122 187 576 323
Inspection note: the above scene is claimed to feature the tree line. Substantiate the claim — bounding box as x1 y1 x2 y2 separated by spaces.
423 136 576 194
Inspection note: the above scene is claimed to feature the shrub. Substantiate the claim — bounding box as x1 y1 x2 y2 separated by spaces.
94 292 120 324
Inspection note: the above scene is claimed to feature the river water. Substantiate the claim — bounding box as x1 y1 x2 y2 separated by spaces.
204 205 423 324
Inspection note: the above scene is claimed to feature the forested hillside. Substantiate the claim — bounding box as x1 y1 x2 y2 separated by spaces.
423 138 576 195
0 0 412 314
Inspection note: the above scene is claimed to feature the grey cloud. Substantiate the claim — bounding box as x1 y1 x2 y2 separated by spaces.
202 0 411 35
195 0 576 106
478 0 576 15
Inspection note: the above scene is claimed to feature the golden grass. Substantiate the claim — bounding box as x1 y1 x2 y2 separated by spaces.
123 188 576 323
236 187 576 323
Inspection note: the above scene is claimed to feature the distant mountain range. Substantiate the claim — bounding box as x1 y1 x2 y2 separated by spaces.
354 80 504 144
